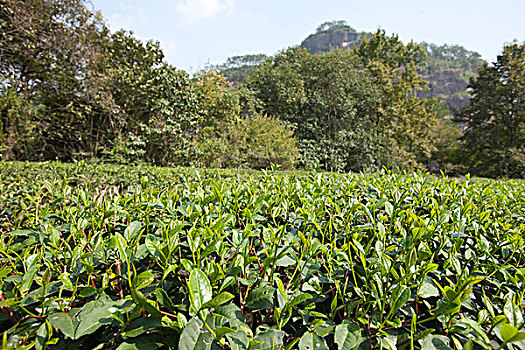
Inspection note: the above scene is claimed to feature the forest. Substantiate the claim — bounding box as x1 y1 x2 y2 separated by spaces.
1 1 524 178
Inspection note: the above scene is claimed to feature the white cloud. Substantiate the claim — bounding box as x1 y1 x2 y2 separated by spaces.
107 6 146 32
176 0 235 23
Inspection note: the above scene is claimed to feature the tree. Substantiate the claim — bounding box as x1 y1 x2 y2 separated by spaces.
1 1 207 165
356 30 437 168
0 0 113 160
457 42 525 178
419 42 483 74
238 114 298 169
315 20 356 34
104 30 200 165
0 87 38 160
192 70 240 129
214 54 268 84
192 69 241 167
246 48 380 172
427 98 464 174
192 71 298 169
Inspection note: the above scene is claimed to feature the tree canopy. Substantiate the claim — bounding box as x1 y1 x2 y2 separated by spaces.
0 0 110 160
1 4 521 178
246 48 380 172
457 42 525 178
419 42 484 74
0 0 298 168
315 20 356 33
245 31 442 172
356 30 437 168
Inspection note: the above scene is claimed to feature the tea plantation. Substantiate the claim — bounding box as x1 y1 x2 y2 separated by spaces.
0 162 524 349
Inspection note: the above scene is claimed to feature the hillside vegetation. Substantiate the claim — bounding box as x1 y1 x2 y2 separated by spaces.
299 21 484 113
1 2 524 178
219 21 484 113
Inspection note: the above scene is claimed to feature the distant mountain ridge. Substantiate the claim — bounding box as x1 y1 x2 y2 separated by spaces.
300 21 483 113
217 21 484 113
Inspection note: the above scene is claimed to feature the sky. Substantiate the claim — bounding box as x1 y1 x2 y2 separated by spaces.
90 0 525 72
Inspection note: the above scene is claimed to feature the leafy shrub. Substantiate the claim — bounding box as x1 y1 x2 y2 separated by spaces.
0 87 37 160
0 163 524 349
198 114 299 170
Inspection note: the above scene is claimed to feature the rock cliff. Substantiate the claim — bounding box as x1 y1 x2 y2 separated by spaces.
300 25 482 114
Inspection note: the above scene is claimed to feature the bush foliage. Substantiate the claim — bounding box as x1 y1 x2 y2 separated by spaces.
0 162 524 348
1 0 523 177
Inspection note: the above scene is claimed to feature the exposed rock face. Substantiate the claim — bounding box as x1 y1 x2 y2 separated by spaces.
220 24 481 116
301 27 481 115
301 30 364 54
420 68 473 113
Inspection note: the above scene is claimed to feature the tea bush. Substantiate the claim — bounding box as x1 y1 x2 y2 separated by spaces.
0 162 524 349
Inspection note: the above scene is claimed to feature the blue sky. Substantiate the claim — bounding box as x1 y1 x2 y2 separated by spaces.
90 0 525 72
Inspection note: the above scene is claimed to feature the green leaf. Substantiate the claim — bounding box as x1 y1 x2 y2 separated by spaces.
132 271 155 290
21 265 39 295
434 287 461 317
201 292 234 310
124 221 143 241
114 233 128 261
284 338 301 350
419 279 439 298
48 310 77 339
213 304 245 323
245 286 275 309
251 329 284 350
275 255 296 267
334 322 362 350
35 322 49 350
289 293 312 308
504 293 524 327
226 325 250 350
389 285 410 315
413 328 435 343
511 333 525 343
492 315 508 328
0 268 12 281
385 202 394 216
59 272 74 291
219 276 235 293
420 334 452 350
21 281 62 306
275 277 286 301
443 286 458 302
216 326 237 339
131 288 163 320
464 339 473 350
380 335 397 350
499 323 525 344
116 335 164 350
188 269 212 313
49 300 118 340
500 323 518 342
121 318 163 339
155 288 174 312
74 300 116 339
298 331 328 350
460 319 489 344
78 286 97 298
377 222 386 240
178 317 214 350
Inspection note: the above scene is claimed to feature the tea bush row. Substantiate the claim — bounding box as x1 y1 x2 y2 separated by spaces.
0 162 524 349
